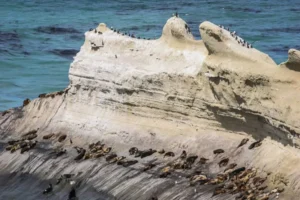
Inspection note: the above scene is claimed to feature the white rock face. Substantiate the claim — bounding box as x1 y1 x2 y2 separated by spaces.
1 17 300 199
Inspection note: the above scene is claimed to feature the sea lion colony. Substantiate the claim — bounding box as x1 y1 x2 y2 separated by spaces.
4 128 283 200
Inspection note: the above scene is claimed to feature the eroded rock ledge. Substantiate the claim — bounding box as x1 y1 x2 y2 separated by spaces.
1 17 300 200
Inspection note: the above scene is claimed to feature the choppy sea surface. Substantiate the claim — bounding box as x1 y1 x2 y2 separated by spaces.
1 0 300 111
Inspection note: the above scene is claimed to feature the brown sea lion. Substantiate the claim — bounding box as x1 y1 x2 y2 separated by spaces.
142 163 156 172
199 157 209 164
106 153 118 162
122 159 138 167
224 163 237 172
43 133 55 140
140 149 156 158
237 138 249 148
103 147 112 153
56 149 67 157
158 149 165 154
186 155 198 164
211 185 226 197
74 149 86 160
218 158 229 167
248 140 262 149
129 147 138 155
213 149 225 155
7 140 20 145
190 174 209 186
159 166 172 178
23 98 31 106
229 167 246 178
58 134 67 142
164 152 175 158
39 93 47 98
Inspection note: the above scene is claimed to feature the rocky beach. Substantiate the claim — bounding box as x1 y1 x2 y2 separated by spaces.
1 16 300 200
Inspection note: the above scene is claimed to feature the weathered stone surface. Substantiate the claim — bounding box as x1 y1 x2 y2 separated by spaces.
1 17 300 199
280 48 300 71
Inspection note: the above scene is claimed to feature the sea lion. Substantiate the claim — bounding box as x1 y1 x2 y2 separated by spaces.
74 148 86 160
122 159 138 167
7 140 20 145
140 149 156 158
39 93 47 98
98 31 102 34
218 158 229 167
129 147 138 155
186 170 202 179
94 151 105 158
248 140 262 149
159 166 172 178
23 133 37 140
43 133 55 140
58 134 67 142
23 98 30 106
190 174 209 186
74 146 82 154
252 177 267 187
213 149 225 155
211 185 226 197
158 149 165 154
186 155 198 164
106 153 118 162
180 150 187 159
84 152 92 160
56 149 67 157
164 152 175 158
6 145 13 151
237 138 249 148
42 183 53 194
20 145 30 154
22 129 38 137
229 167 246 178
142 163 156 172
103 147 112 153
110 156 126 164
199 157 209 164
224 163 237 172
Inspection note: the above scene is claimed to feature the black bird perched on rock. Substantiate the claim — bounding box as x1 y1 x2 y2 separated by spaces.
68 187 77 200
42 183 53 194
175 12 178 17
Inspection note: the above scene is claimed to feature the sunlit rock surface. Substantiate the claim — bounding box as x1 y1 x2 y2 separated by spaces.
1 17 300 200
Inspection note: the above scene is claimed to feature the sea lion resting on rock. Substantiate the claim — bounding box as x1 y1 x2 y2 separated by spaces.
74 148 86 160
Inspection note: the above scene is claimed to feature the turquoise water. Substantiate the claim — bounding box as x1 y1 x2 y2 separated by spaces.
1 0 300 111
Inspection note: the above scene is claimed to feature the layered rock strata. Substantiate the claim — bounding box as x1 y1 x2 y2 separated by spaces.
1 17 300 199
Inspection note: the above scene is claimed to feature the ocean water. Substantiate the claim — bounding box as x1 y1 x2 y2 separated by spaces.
1 0 300 111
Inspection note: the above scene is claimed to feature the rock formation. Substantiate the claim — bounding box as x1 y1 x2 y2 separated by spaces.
280 48 300 72
1 17 300 199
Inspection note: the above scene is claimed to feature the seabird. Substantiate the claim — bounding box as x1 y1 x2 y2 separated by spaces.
175 12 178 17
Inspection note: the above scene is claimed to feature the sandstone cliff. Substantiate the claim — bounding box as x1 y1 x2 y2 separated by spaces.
1 17 300 200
